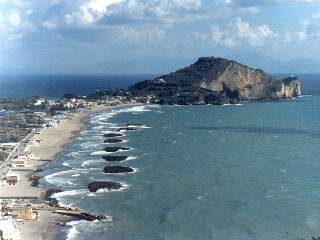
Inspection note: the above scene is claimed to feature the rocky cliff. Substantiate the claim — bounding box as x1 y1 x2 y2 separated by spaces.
128 57 301 105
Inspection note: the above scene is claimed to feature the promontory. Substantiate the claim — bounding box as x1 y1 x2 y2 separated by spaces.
92 57 302 105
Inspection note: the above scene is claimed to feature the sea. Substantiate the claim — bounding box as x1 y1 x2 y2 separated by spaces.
2 74 320 240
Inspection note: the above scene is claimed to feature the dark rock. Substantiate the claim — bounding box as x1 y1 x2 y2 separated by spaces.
102 156 128 161
30 175 41 187
44 189 63 207
55 211 106 221
104 166 134 174
103 133 123 138
104 138 123 143
104 146 131 152
88 181 124 192
117 127 138 132
125 123 143 127
229 98 239 104
44 189 63 200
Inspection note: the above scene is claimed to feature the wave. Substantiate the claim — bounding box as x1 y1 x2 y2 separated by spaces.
123 156 137 162
45 169 83 186
62 162 71 167
65 217 112 240
90 151 108 156
81 159 104 168
81 142 103 149
298 94 312 98
66 220 83 240
67 150 90 158
53 189 89 204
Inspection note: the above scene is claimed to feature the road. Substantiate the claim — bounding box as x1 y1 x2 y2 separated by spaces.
0 129 39 178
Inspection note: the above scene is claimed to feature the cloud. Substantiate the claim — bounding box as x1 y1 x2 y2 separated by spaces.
228 0 319 7
211 17 273 47
0 1 36 44
41 20 58 30
65 0 123 25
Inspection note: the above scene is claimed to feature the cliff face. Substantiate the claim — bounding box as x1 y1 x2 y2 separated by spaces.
198 58 301 100
128 57 301 105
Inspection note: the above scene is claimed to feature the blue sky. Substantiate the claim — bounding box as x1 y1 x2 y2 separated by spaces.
0 0 320 74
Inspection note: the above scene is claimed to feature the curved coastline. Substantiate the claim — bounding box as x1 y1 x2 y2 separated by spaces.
12 103 141 240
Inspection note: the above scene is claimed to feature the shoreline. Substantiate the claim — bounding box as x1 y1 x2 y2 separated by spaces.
1 103 138 240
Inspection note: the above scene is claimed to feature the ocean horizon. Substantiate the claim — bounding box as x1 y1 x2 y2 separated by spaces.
0 74 319 98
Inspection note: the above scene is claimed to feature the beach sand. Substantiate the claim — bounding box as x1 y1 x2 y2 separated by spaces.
0 104 123 240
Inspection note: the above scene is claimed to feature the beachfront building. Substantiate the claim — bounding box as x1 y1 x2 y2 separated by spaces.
5 173 20 185
0 216 21 240
11 159 26 169
7 201 34 220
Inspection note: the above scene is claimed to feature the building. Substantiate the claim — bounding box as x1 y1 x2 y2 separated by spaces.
11 158 26 169
0 216 21 240
7 201 34 220
0 143 17 153
34 97 45 106
5 173 20 186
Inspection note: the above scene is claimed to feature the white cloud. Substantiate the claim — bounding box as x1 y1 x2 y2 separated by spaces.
0 1 34 43
42 20 58 30
8 10 21 27
65 0 123 25
211 17 273 48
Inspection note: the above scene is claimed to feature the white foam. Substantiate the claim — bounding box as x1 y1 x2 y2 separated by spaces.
53 189 88 199
91 151 108 156
81 159 104 168
113 148 132 153
45 169 82 186
96 182 129 193
298 94 312 98
63 162 71 167
81 142 102 149
66 220 86 240
123 156 137 162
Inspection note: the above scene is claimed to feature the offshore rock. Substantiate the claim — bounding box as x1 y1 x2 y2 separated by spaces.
102 155 129 161
104 138 123 143
88 181 124 192
117 127 139 132
104 146 130 152
104 166 134 174
104 133 123 138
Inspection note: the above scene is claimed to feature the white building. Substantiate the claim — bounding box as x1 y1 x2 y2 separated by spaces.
11 158 26 168
0 216 21 240
34 98 45 106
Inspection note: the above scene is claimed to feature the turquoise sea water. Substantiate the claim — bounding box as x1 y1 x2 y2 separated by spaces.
42 95 320 240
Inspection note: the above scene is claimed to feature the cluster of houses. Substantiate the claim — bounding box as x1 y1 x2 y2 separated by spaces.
32 93 158 112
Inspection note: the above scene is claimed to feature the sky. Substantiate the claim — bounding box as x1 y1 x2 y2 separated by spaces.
1 0 320 74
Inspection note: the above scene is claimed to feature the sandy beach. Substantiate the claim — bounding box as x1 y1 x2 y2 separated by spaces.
0 104 123 240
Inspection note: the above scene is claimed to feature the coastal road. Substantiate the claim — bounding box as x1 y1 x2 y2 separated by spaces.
0 130 38 178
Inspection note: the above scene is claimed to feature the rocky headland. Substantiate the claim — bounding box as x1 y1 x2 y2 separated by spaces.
124 57 301 105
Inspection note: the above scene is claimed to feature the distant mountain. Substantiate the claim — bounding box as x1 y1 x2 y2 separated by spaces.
127 57 301 105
